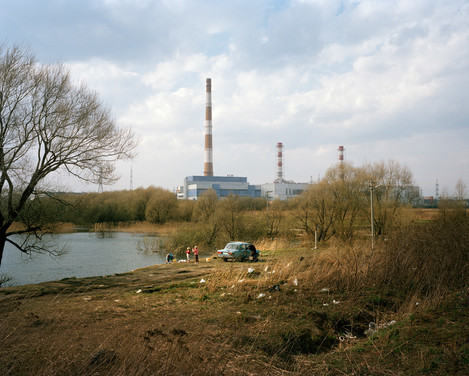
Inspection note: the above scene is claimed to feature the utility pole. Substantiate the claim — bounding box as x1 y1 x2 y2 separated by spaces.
130 165 134 191
370 182 378 250
266 191 272 213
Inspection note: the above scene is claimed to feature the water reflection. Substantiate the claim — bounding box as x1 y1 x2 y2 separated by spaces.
1 232 165 286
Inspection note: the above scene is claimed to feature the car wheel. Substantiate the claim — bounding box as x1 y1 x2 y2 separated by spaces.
223 258 228 262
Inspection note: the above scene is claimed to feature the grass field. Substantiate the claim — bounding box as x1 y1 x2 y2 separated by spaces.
1 235 467 375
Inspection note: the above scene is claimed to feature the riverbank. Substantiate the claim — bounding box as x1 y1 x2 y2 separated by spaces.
7 220 180 235
1 242 467 375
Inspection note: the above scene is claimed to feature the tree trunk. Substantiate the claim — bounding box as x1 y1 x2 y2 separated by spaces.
0 234 6 268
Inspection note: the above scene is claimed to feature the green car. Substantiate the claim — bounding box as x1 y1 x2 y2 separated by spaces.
217 242 259 262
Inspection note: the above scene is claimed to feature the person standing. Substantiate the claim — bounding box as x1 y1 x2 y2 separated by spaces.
192 246 199 264
186 247 191 263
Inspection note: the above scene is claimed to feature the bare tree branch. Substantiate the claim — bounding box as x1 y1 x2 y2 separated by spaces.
0 43 137 266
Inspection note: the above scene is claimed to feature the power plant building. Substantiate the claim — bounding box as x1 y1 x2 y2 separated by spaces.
178 175 261 200
260 181 309 201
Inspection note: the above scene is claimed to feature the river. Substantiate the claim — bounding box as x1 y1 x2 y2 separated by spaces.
0 232 166 286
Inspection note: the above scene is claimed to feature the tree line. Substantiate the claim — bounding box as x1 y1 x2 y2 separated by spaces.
22 160 463 255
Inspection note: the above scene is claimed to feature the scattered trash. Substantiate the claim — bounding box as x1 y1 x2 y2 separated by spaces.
199 279 206 283
365 322 377 337
178 259 187 263
332 300 340 305
365 320 397 336
83 297 91 301
257 293 266 299
416 302 420 306
221 293 226 297
136 289 142 294
339 332 357 341
293 278 298 286
114 299 120 302
323 303 329 306
320 288 330 293
238 279 245 283
236 311 242 315
248 268 254 273
264 266 270 272
231 284 236 289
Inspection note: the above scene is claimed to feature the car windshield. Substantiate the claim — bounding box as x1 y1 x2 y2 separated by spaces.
227 243 248 250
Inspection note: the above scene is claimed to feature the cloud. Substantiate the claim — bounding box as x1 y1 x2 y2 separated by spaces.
1 0 468 196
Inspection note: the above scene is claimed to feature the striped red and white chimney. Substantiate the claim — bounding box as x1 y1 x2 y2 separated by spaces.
338 145 345 163
276 142 283 182
204 78 213 176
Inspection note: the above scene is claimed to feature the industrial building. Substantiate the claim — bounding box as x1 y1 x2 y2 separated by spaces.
177 175 261 200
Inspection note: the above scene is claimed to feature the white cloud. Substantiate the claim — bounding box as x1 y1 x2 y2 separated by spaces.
2 0 468 196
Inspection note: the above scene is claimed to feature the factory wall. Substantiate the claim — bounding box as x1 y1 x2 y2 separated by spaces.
178 175 261 200
261 182 310 201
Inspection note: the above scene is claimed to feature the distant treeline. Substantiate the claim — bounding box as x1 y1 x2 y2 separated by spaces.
45 187 267 225
17 160 467 253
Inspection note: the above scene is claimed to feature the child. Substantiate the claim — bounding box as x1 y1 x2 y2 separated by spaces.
186 247 191 262
192 246 199 264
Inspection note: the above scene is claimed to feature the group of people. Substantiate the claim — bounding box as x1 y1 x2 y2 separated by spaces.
186 246 199 264
165 246 199 264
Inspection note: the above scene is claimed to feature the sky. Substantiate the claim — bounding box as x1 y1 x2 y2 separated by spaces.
1 0 468 197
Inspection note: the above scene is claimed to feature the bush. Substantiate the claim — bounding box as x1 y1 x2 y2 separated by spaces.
377 216 469 302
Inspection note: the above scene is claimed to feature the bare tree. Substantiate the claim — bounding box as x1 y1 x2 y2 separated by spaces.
439 178 467 220
217 193 242 240
192 189 220 248
0 45 137 266
363 160 417 236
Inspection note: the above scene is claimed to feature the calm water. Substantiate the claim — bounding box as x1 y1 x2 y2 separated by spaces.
1 232 166 286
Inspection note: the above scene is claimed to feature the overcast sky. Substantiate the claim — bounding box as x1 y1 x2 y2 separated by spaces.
1 0 468 197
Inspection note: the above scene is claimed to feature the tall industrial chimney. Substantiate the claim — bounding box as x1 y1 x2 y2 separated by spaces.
338 145 345 164
204 78 213 176
275 142 284 183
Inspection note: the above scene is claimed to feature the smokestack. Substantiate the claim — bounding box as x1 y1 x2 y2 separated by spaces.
204 78 213 176
338 145 345 164
275 142 284 183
